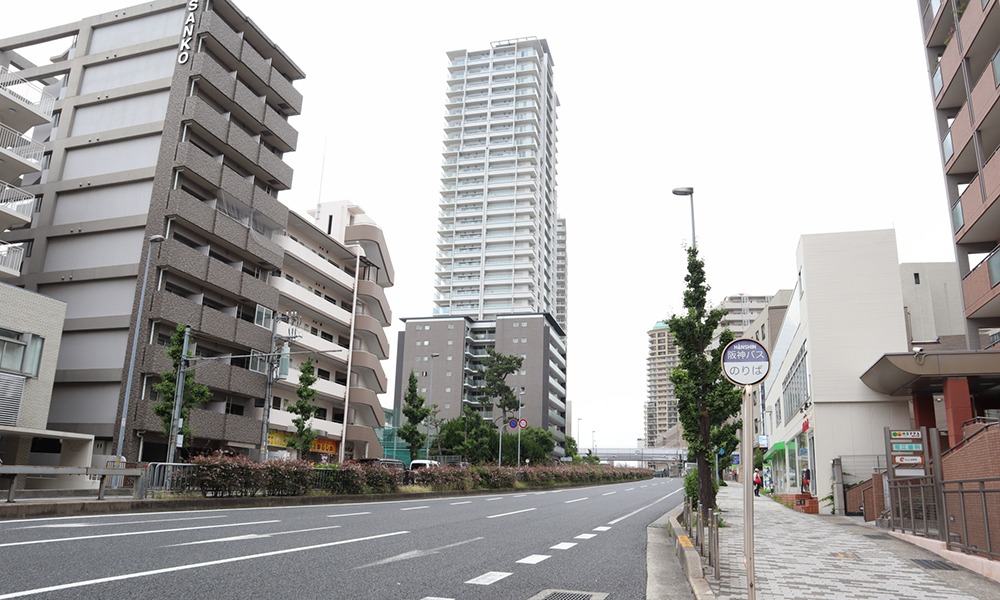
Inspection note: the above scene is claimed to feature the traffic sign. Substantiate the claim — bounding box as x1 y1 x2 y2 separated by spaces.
721 339 770 386
518 419 527 429
509 419 518 429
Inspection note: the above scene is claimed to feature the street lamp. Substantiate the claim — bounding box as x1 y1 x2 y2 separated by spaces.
427 353 439 461
116 234 164 459
517 389 525 465
671 187 696 249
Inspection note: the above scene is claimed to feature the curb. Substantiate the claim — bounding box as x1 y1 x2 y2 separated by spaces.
655 505 716 600
0 478 634 521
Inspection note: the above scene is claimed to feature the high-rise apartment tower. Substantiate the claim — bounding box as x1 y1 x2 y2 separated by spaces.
435 38 562 322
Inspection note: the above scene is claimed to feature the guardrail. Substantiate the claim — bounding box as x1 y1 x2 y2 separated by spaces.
0 465 145 503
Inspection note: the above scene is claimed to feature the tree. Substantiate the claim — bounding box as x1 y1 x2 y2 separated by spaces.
479 348 524 424
667 245 742 521
582 449 600 465
427 403 446 457
285 356 319 457
565 435 579 459
152 324 211 449
459 405 497 464
398 370 430 460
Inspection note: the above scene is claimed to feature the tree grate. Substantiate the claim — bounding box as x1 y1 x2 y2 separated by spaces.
912 559 957 570
864 534 891 540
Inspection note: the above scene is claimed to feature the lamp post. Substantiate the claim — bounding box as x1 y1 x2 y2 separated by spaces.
517 389 525 465
427 353 439 461
671 187 696 249
116 234 164 459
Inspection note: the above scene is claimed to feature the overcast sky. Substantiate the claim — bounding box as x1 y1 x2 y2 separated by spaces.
7 2 954 448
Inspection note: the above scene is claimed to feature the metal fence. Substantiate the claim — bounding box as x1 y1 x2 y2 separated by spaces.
887 476 940 538
941 476 1000 560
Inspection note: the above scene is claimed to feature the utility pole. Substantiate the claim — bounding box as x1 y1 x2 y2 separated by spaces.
165 325 191 464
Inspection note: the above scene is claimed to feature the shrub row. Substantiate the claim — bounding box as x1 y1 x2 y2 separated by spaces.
187 454 652 497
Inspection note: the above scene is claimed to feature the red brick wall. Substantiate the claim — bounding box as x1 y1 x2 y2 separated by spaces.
941 425 1000 558
845 479 872 516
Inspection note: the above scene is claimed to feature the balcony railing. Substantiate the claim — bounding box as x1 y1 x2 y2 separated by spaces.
0 240 24 273
0 181 35 218
0 65 55 118
0 122 44 166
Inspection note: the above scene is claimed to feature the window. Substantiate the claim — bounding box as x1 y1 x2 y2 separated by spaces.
272 396 281 410
317 368 331 381
521 338 526 343
445 403 451 409
447 356 453 361
0 329 44 377
522 322 527 327
255 305 273 329
416 341 421 346
421 371 428 377
315 407 328 421
448 340 454 345
520 369 526 375
424 341 429 345
513 322 519 328
445 387 451 392
448 324 454 329
416 325 422 331
446 371 452 377
249 350 267 374
914 273 921 285
415 356 420 362
420 387 427 393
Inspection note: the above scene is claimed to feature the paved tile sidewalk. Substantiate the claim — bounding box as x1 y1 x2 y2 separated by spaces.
707 483 982 600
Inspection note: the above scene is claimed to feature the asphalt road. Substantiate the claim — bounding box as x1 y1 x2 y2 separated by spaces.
0 478 684 600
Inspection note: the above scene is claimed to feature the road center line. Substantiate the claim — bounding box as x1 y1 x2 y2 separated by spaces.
607 489 682 525
602 492 617 496
486 508 536 519
450 501 471 505
0 530 409 600
401 506 429 511
0 520 281 548
486 497 502 501
564 497 588 504
326 512 371 518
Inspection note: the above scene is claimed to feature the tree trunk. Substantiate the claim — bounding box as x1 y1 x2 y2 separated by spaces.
698 409 715 522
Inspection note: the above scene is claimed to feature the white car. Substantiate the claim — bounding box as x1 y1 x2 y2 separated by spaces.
409 460 440 470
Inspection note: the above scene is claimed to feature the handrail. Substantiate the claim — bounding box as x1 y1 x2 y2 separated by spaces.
943 419 998 457
0 122 44 165
0 65 55 119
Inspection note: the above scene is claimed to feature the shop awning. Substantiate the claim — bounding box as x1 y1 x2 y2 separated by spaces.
763 441 785 462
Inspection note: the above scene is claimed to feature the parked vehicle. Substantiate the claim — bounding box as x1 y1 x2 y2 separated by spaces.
408 459 440 470
356 458 406 470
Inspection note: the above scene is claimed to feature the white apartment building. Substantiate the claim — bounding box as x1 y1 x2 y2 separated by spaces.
434 37 562 322
713 294 773 344
645 321 679 446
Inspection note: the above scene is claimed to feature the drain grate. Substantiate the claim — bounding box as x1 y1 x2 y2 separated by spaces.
912 559 957 570
528 591 609 600
864 534 891 540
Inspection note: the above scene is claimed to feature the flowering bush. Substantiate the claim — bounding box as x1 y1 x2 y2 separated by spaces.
361 464 399 494
411 465 479 491
190 453 262 497
473 466 518 489
316 463 366 495
261 459 312 496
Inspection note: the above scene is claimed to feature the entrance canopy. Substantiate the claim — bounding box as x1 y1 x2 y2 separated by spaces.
861 351 1000 399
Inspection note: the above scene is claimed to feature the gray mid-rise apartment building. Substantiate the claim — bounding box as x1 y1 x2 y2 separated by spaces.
0 0 304 462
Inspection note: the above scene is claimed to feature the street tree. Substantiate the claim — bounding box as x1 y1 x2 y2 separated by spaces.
667 245 742 520
152 324 210 449
565 435 579 459
398 370 431 460
285 356 319 457
478 348 524 424
427 403 446 458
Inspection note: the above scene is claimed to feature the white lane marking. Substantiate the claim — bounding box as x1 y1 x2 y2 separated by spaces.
550 542 576 550
625 488 635 491
593 526 611 532
0 520 281 548
450 501 472 505
602 491 617 496
564 497 588 504
641 485 648 488
354 537 484 569
517 554 550 564
166 525 342 547
0 531 408 600
514 494 526 497
401 506 429 511
420 597 455 600
486 497 502 501
487 508 536 519
575 533 597 540
607 489 682 525
326 512 371 518
14 516 225 530
465 572 512 585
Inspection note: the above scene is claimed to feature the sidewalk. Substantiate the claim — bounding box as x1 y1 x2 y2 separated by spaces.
705 482 1000 600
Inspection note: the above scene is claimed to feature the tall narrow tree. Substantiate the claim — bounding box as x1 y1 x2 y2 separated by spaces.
152 324 211 448
398 370 431 460
668 246 742 520
286 356 319 457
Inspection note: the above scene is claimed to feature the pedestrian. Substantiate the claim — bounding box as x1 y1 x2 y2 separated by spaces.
753 468 762 497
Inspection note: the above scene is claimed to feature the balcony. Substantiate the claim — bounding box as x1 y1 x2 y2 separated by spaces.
0 122 43 183
0 180 34 230
0 240 24 279
268 406 344 440
0 65 55 131
962 248 1000 320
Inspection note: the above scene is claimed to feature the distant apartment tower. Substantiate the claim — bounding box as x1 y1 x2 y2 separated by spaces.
393 313 569 457
713 294 772 343
0 0 303 462
435 38 562 322
917 1 1000 346
645 321 679 446
555 217 568 332
266 202 393 461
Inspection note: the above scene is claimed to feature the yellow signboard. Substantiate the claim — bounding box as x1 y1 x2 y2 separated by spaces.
267 430 338 454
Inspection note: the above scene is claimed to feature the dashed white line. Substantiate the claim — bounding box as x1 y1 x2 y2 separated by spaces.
466 572 512 585
166 525 341 547
326 512 371 518
625 488 635 491
450 501 472 505
486 497 502 501
575 533 597 540
602 491 617 496
401 506 429 511
564 497 588 504
514 494 527 497
14 516 224 529
0 520 281 548
593 526 611 532
487 508 536 519
517 554 551 564
550 542 577 550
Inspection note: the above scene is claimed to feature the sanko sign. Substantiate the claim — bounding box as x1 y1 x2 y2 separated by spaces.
177 0 201 65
